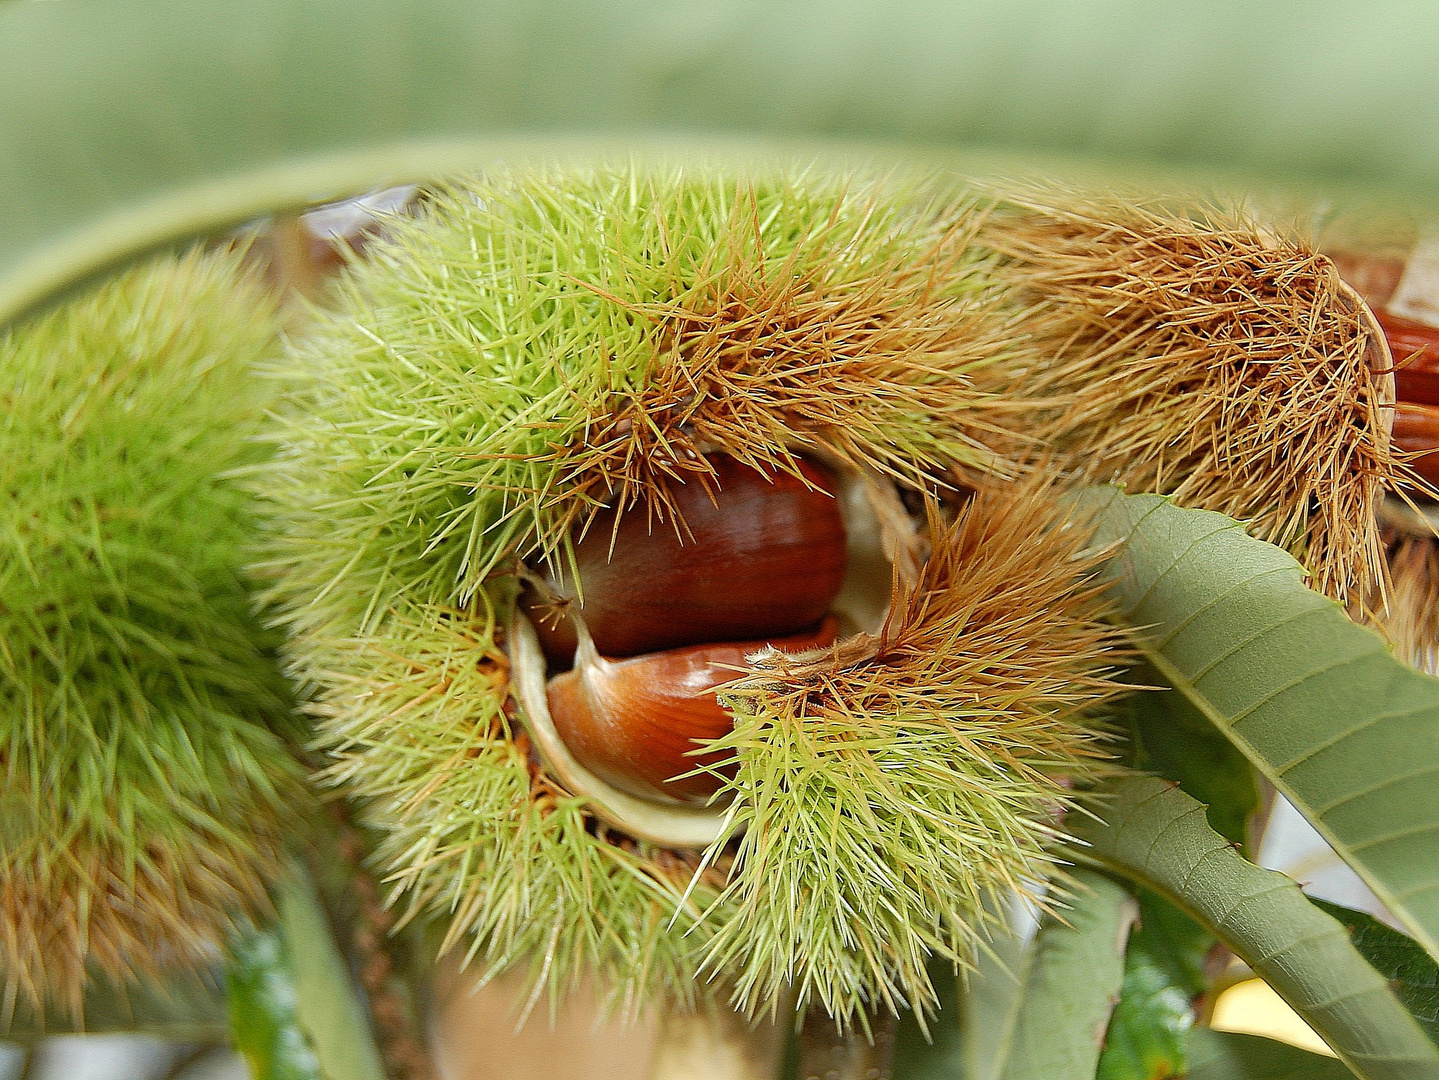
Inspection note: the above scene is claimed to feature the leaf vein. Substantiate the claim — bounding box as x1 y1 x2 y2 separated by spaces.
1348 821 1439 853
1124 518 1245 618
1302 981 1393 1014
1186 605 1342 688
1392 879 1439 902
1212 878 1293 929
1229 650 1388 727
1174 833 1236 900
1151 565 1299 650
1313 764 1439 816
1248 924 1345 966
1277 706 1439 776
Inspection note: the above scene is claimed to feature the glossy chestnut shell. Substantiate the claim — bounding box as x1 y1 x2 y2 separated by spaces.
524 455 848 663
506 463 909 845
546 617 840 803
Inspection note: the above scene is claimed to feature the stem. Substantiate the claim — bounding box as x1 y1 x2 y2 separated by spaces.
323 805 440 1080
795 1005 897 1080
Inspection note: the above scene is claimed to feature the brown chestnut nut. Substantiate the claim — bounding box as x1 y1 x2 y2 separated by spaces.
522 455 847 663
1380 311 1439 408
546 616 840 804
1394 401 1439 487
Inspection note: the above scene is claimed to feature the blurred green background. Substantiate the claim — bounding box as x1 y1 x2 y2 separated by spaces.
2 0 1436 327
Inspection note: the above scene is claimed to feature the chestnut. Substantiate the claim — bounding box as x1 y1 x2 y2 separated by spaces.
546 617 840 804
507 460 919 847
1380 310 1439 408
522 455 848 662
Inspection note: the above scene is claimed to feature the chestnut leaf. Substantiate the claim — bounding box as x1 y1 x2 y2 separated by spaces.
1309 899 1439 1048
1073 776 1439 1080
1084 489 1439 965
1187 1029 1355 1080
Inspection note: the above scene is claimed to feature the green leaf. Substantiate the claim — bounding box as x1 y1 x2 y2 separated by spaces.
1311 899 1439 1048
963 915 1030 1080
1095 892 1208 1080
5 0 1439 330
996 869 1137 1080
1128 891 1211 1001
1188 1029 1356 1080
1124 671 1260 854
0 969 229 1045
227 930 323 1080
1085 490 1439 963
228 869 386 1080
1096 948 1190 1080
277 871 387 1080
1075 775 1439 1080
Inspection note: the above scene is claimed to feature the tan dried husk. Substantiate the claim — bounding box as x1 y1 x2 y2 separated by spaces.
1363 508 1439 674
1385 532 1439 673
537 196 1033 548
1 820 285 1024
979 193 1403 606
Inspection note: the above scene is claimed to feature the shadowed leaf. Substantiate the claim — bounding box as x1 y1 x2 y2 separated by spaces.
1311 899 1439 1048
1124 671 1260 854
962 915 1030 1080
228 930 323 1080
1096 891 1208 1080
996 870 1136 1080
1075 775 1439 1080
1188 1029 1355 1080
227 870 386 1080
